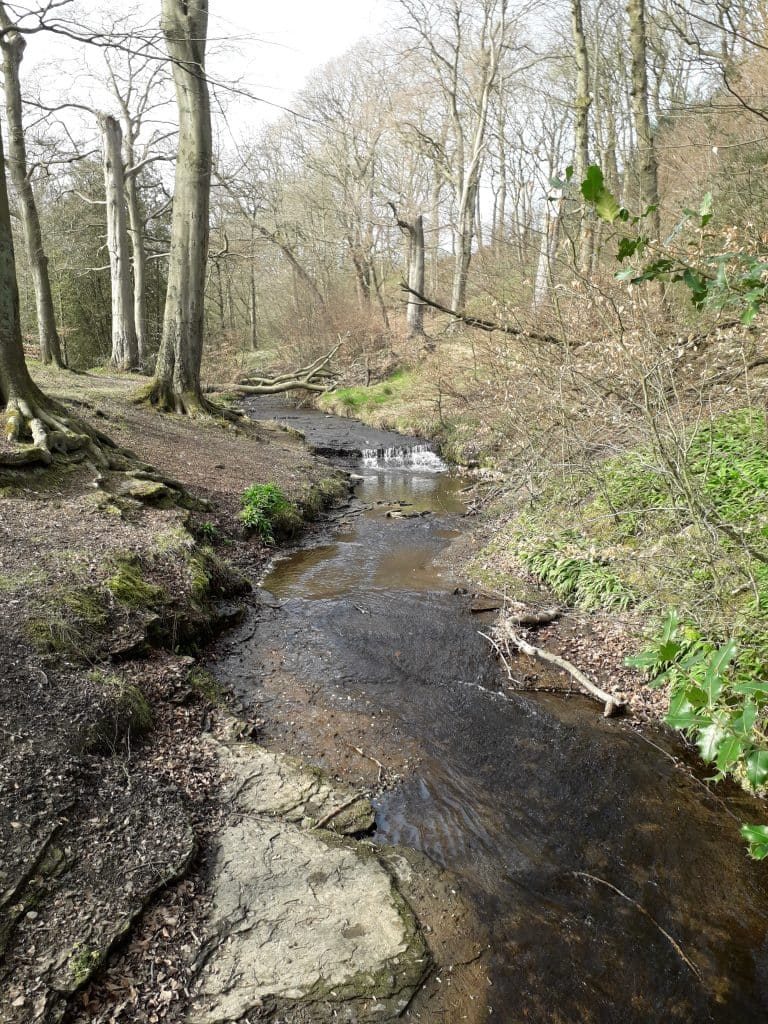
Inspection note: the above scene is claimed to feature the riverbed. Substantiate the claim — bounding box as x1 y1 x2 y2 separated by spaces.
215 400 768 1022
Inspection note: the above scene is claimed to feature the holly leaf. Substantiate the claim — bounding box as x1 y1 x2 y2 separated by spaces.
665 691 704 730
617 237 646 262
746 749 768 790
595 189 623 224
580 165 605 202
703 639 737 705
740 823 768 860
716 735 743 772
697 722 725 762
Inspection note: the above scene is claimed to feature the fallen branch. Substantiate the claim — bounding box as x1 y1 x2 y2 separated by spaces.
572 872 701 980
489 628 625 717
401 282 573 347
347 743 386 785
206 341 343 397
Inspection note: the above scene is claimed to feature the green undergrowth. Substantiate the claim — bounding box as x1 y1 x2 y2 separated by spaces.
240 475 346 543
240 483 302 543
320 368 413 416
480 409 768 850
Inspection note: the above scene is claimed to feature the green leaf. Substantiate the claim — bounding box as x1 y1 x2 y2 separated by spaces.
732 679 768 696
732 700 758 738
580 165 605 202
697 722 725 762
595 189 622 224
661 610 679 644
625 649 662 669
746 750 768 790
617 237 643 262
741 823 768 860
716 735 743 772
682 269 709 308
699 192 713 225
703 639 737 705
665 691 703 730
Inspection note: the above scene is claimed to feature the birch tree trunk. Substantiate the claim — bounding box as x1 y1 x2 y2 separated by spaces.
149 0 212 414
99 114 139 371
0 6 64 368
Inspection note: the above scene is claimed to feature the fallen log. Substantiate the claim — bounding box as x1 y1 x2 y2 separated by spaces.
207 341 342 396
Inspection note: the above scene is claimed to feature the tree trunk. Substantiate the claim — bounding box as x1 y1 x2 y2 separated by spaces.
627 0 660 240
0 10 64 368
451 177 478 312
99 113 139 371
0 116 112 467
406 214 425 338
571 0 594 274
150 0 212 414
124 167 148 364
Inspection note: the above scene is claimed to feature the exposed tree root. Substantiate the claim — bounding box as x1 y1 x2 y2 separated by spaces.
135 380 242 421
1 394 116 468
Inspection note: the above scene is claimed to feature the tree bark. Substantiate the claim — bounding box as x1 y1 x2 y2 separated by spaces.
99 113 139 371
627 0 660 240
0 7 64 368
571 0 594 274
150 0 212 414
406 214 426 338
0 120 113 466
124 163 148 364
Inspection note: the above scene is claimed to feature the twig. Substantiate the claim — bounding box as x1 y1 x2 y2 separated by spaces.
347 743 386 784
311 792 365 831
572 872 701 980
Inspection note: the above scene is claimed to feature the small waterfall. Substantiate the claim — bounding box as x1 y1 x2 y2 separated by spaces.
360 444 447 471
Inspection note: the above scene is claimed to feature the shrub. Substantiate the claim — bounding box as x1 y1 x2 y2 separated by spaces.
240 483 301 543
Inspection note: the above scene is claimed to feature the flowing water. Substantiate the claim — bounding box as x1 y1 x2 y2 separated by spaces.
218 399 768 1022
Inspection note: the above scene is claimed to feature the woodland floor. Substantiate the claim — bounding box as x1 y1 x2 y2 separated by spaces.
0 366 492 1024
0 366 350 1023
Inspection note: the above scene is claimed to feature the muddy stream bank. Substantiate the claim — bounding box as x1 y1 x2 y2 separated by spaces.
210 399 768 1023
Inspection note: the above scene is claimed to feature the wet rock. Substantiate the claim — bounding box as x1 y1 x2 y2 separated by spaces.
213 740 374 834
190 742 428 1023
189 821 426 1024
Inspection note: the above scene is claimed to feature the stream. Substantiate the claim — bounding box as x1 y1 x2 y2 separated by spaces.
217 399 768 1023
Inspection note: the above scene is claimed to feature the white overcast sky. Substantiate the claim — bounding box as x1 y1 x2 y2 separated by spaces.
20 1 392 138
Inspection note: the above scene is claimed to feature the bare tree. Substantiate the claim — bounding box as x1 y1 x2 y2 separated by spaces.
148 0 212 414
571 0 594 271
99 112 139 370
398 0 515 312
627 0 661 239
0 3 64 367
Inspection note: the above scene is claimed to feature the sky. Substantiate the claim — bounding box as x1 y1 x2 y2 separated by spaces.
19 0 392 139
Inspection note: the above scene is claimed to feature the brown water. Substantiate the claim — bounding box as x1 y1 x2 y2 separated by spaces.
219 401 768 1023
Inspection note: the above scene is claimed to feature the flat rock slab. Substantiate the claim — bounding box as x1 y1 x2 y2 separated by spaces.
190 741 427 1022
214 740 374 835
190 819 426 1023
